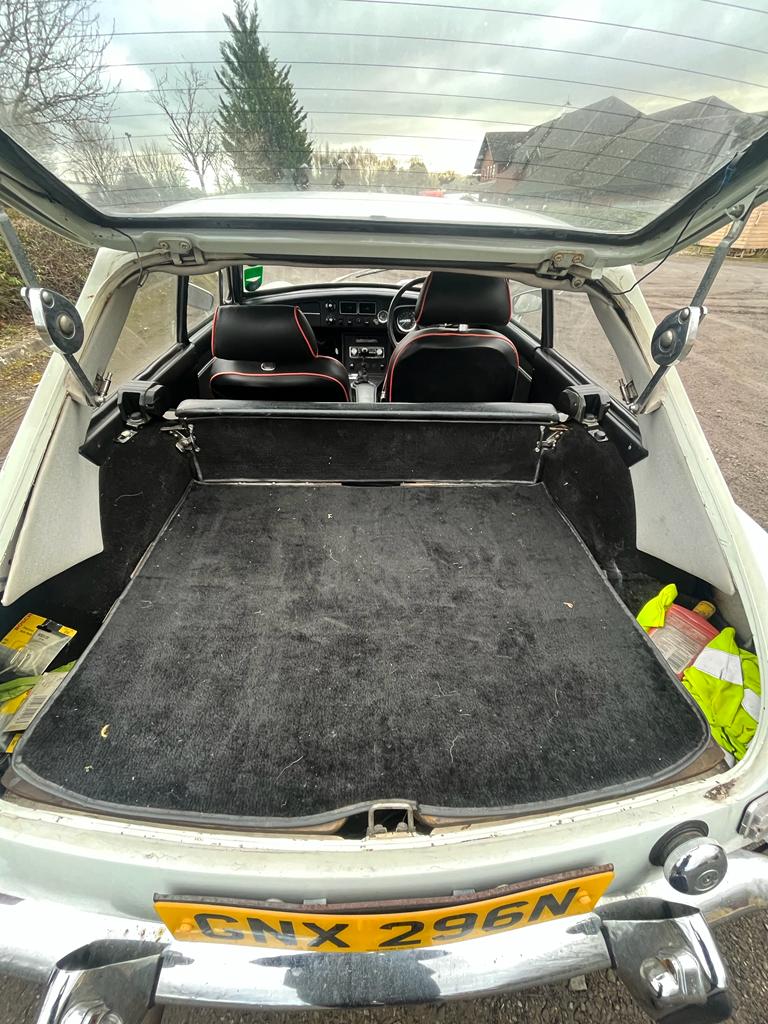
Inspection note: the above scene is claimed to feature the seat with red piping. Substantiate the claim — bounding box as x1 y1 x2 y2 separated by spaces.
382 272 519 402
209 305 350 402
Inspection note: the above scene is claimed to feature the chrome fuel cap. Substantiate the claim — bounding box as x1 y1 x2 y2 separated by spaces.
664 837 728 895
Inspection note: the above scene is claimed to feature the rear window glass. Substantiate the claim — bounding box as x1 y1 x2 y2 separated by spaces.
3 5 766 235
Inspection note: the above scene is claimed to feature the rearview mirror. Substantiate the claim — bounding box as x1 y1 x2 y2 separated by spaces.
511 289 543 316
188 283 215 313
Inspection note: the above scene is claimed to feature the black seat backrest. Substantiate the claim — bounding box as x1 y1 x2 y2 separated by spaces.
210 305 350 402
383 272 519 402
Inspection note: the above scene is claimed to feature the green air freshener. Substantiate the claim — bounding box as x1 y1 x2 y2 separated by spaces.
242 265 264 292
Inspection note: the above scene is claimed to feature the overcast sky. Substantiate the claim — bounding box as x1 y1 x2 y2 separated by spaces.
93 0 768 174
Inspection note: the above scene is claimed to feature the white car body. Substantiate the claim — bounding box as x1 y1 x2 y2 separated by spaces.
0 186 767 1021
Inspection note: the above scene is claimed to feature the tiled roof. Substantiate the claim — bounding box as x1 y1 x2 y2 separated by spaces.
473 131 531 173
474 95 768 216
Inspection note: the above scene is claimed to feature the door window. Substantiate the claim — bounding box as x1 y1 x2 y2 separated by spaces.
509 282 542 339
554 292 626 402
106 273 177 385
186 272 220 335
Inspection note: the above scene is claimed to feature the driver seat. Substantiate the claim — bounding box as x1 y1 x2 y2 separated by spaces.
382 272 519 402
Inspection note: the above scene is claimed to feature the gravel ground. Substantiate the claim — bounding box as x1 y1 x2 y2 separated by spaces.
648 254 768 530
0 252 766 1021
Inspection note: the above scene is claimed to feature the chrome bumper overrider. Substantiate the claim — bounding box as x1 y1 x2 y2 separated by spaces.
2 850 768 1023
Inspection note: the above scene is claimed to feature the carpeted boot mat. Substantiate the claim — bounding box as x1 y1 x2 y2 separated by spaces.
11 482 709 827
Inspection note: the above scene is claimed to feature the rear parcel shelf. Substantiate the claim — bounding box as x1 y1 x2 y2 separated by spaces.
168 400 568 483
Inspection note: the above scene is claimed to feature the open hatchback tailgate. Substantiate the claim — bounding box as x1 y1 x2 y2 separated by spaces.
1 127 767 273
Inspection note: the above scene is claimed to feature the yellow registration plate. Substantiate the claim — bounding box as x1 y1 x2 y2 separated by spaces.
155 866 614 954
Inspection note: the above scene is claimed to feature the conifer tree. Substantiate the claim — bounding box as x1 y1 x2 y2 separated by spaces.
217 1 312 186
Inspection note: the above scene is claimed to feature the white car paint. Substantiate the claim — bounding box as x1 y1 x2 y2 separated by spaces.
0 204 767 1017
0 250 766 910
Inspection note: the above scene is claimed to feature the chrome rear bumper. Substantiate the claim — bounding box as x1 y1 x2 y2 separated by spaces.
2 850 768 1021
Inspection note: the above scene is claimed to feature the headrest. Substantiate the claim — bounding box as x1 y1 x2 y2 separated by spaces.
211 305 317 362
415 272 512 327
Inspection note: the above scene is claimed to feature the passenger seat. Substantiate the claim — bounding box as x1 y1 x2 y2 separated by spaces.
209 305 350 401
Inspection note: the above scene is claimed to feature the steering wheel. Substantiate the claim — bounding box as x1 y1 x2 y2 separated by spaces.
387 277 426 348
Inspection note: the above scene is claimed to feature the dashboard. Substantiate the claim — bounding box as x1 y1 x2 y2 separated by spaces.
244 286 419 387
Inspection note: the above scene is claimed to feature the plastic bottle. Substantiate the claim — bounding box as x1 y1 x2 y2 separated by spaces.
648 600 719 678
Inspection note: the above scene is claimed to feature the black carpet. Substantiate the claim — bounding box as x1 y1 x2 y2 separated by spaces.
14 482 708 825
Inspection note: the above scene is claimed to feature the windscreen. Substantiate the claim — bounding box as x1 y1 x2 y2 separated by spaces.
2 0 767 233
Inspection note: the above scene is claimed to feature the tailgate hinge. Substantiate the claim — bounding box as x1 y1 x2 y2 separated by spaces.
158 237 205 266
548 250 584 271
538 250 598 283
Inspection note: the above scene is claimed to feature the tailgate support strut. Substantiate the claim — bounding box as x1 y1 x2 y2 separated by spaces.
0 211 106 407
629 189 761 415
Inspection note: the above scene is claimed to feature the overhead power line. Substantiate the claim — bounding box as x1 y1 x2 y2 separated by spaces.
94 62 741 108
96 29 768 94
335 0 768 56
99 28 768 79
699 0 768 12
107 56 768 101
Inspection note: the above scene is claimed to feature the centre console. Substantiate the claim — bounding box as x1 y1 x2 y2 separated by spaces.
314 298 390 389
289 293 414 398
344 335 387 383
352 380 378 403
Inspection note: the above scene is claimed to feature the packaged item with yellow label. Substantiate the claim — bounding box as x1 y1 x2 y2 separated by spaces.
0 614 76 701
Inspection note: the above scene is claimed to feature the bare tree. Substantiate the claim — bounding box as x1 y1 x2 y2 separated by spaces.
151 68 219 192
67 123 123 192
210 151 238 194
0 0 113 147
133 143 188 192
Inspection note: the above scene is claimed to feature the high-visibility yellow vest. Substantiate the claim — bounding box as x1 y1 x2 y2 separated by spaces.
683 628 760 763
638 586 761 762
636 583 678 632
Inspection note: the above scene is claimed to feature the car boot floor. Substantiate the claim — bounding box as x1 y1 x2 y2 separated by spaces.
12 481 708 827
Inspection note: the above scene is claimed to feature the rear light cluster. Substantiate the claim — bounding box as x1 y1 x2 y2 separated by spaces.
739 793 768 843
